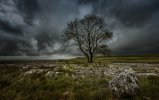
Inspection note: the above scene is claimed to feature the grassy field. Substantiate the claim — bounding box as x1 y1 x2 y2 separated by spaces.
1 55 159 100
63 54 159 64
1 65 159 100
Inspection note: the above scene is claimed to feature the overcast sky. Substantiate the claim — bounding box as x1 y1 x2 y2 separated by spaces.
0 0 159 57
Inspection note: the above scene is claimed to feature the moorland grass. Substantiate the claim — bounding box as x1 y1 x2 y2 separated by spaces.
63 54 159 64
1 55 159 100
1 65 159 100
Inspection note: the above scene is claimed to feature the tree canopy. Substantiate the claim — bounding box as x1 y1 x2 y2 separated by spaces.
63 15 112 63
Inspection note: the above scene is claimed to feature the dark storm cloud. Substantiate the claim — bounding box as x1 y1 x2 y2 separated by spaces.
0 0 92 56
95 0 159 26
0 20 23 35
17 0 39 25
0 0 159 56
85 0 159 54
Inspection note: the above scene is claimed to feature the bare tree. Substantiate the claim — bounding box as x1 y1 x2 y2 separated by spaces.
96 45 111 56
63 15 112 63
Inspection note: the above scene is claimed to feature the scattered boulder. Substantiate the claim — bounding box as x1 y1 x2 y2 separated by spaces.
45 71 55 77
109 68 139 97
137 73 158 76
25 69 45 74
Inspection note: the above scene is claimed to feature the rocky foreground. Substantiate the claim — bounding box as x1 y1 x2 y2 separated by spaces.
21 63 159 78
1 62 159 99
21 63 159 97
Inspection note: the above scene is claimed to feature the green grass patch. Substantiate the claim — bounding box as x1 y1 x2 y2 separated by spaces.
64 55 159 64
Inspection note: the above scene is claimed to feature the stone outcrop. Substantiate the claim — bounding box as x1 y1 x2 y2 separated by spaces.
109 68 139 97
24 63 159 78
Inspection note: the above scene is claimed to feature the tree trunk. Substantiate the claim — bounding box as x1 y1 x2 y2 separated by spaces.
87 56 90 63
90 55 93 63
87 55 93 63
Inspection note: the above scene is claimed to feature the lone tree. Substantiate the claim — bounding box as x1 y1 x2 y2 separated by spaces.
63 15 112 63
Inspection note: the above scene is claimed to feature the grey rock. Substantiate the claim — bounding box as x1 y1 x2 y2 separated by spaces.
45 71 55 77
109 68 139 97
137 73 158 76
25 69 45 74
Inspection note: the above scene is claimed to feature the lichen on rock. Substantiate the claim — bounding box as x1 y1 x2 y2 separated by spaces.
109 68 139 97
